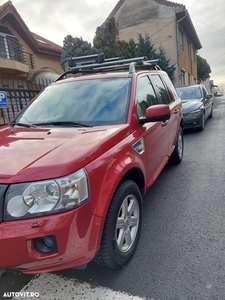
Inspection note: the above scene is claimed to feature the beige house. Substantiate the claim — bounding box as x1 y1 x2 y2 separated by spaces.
0 1 64 125
105 0 202 87
0 0 63 88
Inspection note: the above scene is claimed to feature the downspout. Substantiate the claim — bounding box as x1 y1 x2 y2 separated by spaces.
176 11 187 87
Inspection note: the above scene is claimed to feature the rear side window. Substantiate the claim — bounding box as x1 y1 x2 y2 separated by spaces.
137 76 159 117
161 74 179 100
150 75 172 104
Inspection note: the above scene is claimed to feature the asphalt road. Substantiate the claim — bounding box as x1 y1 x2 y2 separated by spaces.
0 96 225 300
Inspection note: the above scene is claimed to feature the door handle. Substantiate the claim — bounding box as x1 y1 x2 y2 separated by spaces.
161 120 168 127
174 109 179 115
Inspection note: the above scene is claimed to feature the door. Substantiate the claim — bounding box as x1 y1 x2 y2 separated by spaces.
150 74 180 152
136 75 169 185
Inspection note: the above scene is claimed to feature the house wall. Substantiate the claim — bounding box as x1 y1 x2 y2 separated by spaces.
0 21 62 74
33 54 63 74
112 0 198 87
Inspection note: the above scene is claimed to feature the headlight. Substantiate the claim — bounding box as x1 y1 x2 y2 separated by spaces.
184 110 201 117
5 168 90 220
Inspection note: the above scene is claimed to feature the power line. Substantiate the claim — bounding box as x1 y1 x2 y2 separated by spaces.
191 16 225 34
150 19 175 39
209 52 225 63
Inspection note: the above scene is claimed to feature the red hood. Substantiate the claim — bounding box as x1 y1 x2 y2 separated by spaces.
0 125 130 183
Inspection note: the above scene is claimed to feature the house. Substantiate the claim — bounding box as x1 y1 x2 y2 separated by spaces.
0 1 63 124
105 0 202 87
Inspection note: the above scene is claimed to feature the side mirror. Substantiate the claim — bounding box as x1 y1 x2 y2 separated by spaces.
139 104 170 124
206 94 212 99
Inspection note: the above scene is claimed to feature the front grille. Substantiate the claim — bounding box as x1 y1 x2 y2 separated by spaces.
0 184 8 222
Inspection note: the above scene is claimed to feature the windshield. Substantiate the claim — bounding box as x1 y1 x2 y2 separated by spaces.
177 86 202 101
15 78 131 127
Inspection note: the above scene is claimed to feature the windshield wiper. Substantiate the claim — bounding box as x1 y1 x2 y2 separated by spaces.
32 121 93 127
10 122 36 128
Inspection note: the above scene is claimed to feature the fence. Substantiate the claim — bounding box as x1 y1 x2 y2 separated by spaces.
0 74 53 125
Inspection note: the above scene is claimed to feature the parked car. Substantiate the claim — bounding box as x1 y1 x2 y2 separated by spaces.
176 84 213 131
0 53 184 274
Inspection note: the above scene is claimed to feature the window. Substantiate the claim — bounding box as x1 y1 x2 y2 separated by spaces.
137 76 158 117
188 73 191 85
192 47 196 62
150 75 172 104
0 25 23 62
162 74 179 100
187 40 191 58
178 29 183 49
202 86 207 97
17 78 131 126
181 71 185 86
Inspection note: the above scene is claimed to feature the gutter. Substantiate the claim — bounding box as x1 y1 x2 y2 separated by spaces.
176 11 188 86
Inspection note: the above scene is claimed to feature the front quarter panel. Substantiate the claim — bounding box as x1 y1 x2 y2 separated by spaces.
86 131 146 217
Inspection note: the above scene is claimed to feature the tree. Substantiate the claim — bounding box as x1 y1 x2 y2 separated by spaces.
197 55 211 82
61 18 173 77
93 18 119 58
135 34 156 59
136 34 174 77
156 46 176 78
60 35 98 69
93 18 136 58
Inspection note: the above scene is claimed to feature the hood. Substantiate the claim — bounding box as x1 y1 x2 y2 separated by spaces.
0 125 130 183
182 99 203 113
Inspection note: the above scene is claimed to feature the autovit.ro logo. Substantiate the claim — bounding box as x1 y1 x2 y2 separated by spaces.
3 291 40 298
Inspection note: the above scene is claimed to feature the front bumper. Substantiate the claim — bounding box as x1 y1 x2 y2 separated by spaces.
183 114 202 129
0 201 104 274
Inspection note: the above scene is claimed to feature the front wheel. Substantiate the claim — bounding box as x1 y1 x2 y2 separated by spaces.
95 180 142 269
169 126 184 164
199 112 205 131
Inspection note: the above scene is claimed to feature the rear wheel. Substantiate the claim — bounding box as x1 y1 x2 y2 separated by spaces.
95 180 142 269
169 126 183 164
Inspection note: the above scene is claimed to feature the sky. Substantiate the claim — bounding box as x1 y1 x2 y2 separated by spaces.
3 0 225 86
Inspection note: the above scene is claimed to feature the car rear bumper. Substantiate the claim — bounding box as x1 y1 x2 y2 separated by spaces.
0 201 104 274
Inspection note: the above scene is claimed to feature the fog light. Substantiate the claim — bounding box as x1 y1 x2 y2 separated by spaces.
34 235 58 254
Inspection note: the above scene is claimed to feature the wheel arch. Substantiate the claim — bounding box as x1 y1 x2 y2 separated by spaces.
90 165 145 218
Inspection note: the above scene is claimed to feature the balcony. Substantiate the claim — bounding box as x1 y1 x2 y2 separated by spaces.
0 36 35 74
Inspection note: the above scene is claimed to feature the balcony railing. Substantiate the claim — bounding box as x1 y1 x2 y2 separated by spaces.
0 36 35 69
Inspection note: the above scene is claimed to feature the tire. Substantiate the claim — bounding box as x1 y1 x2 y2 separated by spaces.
199 112 205 131
169 126 184 164
209 105 213 118
95 180 142 269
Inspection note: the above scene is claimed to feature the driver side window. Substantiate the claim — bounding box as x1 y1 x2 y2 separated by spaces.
137 76 159 118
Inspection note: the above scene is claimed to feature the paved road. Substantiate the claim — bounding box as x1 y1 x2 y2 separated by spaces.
1 96 225 300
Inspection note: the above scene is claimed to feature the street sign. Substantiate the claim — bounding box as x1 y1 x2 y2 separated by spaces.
0 91 8 108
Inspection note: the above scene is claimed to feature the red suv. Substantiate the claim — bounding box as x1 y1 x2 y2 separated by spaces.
0 54 183 274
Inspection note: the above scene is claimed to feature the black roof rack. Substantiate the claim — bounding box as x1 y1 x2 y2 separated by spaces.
56 53 161 81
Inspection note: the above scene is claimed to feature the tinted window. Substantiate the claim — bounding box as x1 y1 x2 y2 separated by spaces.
151 75 171 104
161 74 179 100
16 78 131 126
137 76 158 117
202 86 207 97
